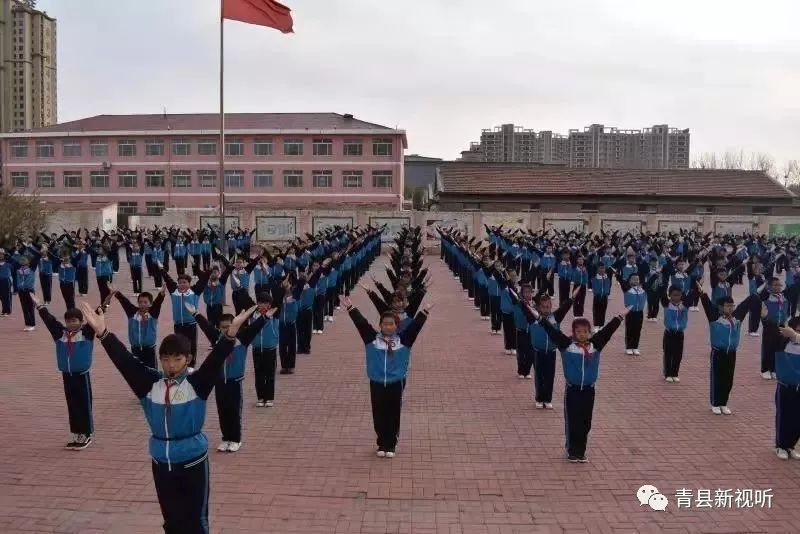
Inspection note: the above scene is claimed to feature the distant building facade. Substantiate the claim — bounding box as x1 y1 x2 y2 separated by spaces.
0 113 408 214
461 123 689 169
0 0 57 132
404 154 442 190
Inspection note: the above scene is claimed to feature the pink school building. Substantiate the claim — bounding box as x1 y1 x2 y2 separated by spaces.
0 112 408 215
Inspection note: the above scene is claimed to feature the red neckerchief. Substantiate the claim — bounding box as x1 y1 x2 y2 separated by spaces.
65 329 78 358
164 378 178 418
574 339 593 360
381 336 396 355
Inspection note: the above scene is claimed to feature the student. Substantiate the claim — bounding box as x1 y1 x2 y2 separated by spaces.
486 261 503 335
761 277 790 380
699 282 758 415
570 256 589 318
190 305 270 452
34 294 96 449
220 253 259 314
622 273 646 355
510 283 536 379
661 286 690 383
82 301 255 533
590 264 613 333
35 244 54 305
126 241 144 295
250 292 280 407
644 258 663 322
767 317 800 460
16 254 37 331
277 277 300 375
538 308 628 462
557 250 573 307
0 250 13 316
94 247 114 304
202 264 232 329
522 288 577 409
160 267 210 366
296 272 316 354
342 294 432 458
73 244 90 296
747 262 767 336
108 284 166 369
498 269 519 355
539 245 556 296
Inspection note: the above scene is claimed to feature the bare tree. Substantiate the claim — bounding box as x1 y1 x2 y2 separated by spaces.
782 160 800 187
0 191 49 249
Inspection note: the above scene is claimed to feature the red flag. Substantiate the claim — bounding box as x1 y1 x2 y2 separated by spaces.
222 0 294 33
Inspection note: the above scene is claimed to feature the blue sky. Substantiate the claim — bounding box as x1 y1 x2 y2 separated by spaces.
39 0 800 167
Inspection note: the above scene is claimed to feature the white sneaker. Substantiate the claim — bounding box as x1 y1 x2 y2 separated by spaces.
633 349 641 355
24 326 35 332
265 400 274 407
625 349 633 355
227 442 242 452
665 377 674 383
385 451 395 458
690 306 699 312
771 372 777 380
776 448 790 460
511 349 517 355
790 448 800 460
544 403 553 410
721 406 732 415
535 402 544 409
711 407 722 415
256 400 265 408
217 441 230 452
749 332 760 337
504 349 512 355
761 371 772 380
376 450 386 458
672 377 680 383
518 374 525 379
335 306 341 311
525 374 532 380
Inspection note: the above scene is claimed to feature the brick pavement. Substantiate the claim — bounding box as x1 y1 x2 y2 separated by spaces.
0 258 799 533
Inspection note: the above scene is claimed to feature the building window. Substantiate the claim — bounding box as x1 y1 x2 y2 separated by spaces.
63 171 82 188
697 206 715 215
198 140 217 155
372 170 393 188
283 170 303 188
342 170 363 188
372 138 393 156
752 206 770 215
36 139 54 157
172 139 191 156
90 140 108 157
118 171 137 188
172 170 192 188
312 170 332 188
224 170 244 188
117 201 137 215
36 171 54 188
145 170 165 188
10 141 27 158
253 139 273 156
90 171 109 188
62 141 81 157
343 139 363 156
198 170 217 188
312 138 332 156
283 139 304 156
225 139 244 156
145 139 165 156
463 202 480 210
253 170 273 188
580 203 599 212
11 171 28 188
146 201 165 215
118 139 137 157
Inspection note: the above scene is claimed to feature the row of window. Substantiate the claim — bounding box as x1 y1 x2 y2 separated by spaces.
9 137 395 158
9 169 394 189
117 201 166 216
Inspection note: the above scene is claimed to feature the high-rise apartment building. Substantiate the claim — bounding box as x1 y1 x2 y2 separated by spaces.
0 0 57 132
461 123 690 169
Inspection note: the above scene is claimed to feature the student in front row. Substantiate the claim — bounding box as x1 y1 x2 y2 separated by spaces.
189 303 272 452
342 294 433 458
622 273 646 356
766 317 800 460
536 306 629 462
81 301 256 534
249 292 280 407
33 293 97 450
661 285 690 383
698 281 760 415
106 284 166 369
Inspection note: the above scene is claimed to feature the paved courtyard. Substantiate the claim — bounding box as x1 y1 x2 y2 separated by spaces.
1 257 799 533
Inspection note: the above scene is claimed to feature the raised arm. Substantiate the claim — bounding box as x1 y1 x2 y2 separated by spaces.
539 316 572 351
150 290 166 318
191 269 210 295
36 301 65 340
345 304 378 345
699 292 718 322
113 290 138 318
591 316 623 352
193 311 221 344
399 308 430 348
161 267 177 293
733 294 756 321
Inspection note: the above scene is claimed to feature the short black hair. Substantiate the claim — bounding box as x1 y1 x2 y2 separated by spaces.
716 296 734 307
534 293 551 306
380 311 399 325
137 291 153 303
159 334 191 357
668 285 683 295
64 308 83 322
572 317 591 331
256 292 273 305
219 313 235 325
177 274 192 283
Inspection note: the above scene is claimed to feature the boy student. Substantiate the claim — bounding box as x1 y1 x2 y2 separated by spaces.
570 256 589 318
0 250 13 316
57 250 78 310
761 276 790 380
498 268 520 355
203 263 233 329
190 303 270 452
766 317 800 460
107 284 166 369
536 306 629 462
16 254 38 331
249 292 280 407
82 301 256 533
126 241 144 295
661 285 690 383
644 257 664 322
590 263 613 333
73 243 90 296
33 293 97 449
510 283 536 379
276 276 300 375
521 287 579 409
342 294 432 458
219 251 259 314
296 272 316 354
698 281 759 415
557 249 573 307
747 261 768 336
486 260 504 335
160 265 210 366
94 247 114 304
622 273 647 355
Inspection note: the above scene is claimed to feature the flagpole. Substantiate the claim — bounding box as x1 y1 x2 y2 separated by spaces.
218 0 226 229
